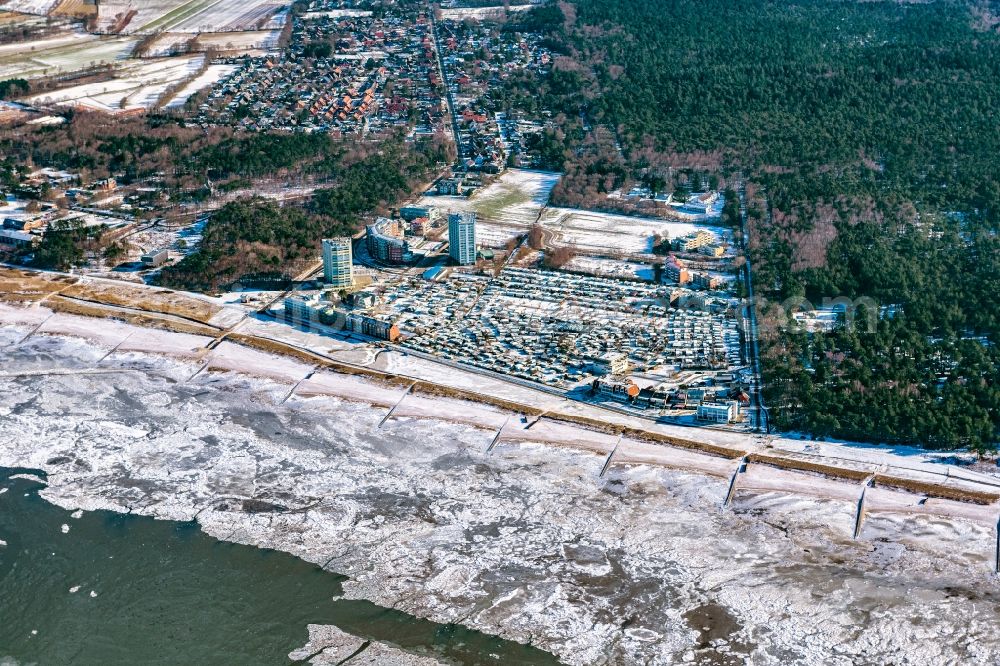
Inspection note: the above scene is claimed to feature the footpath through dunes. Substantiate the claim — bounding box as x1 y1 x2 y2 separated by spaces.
2 273 1000 553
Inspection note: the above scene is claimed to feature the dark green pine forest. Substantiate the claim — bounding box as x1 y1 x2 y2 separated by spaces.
508 0 1000 452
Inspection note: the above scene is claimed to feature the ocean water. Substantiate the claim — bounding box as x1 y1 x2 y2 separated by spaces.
0 468 558 665
3 325 1000 665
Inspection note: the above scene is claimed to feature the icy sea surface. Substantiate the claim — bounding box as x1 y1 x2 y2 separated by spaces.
0 469 556 665
3 329 1000 665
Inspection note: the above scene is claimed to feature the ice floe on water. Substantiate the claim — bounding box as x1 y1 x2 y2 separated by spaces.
7 474 44 484
287 624 445 665
1 329 1000 664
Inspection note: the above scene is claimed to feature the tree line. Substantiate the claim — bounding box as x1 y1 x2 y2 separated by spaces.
160 138 443 291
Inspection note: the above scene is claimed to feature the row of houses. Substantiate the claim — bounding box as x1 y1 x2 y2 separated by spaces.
590 377 747 421
437 17 552 171
196 8 446 135
283 293 400 341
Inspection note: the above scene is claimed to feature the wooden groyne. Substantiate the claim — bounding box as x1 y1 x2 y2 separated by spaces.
378 381 417 428
853 475 876 539
598 435 623 478
723 455 749 507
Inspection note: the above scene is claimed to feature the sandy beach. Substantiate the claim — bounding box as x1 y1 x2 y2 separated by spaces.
3 300 1000 663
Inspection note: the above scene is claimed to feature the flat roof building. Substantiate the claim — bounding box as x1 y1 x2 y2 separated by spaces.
448 212 477 265
672 230 715 253
591 352 629 376
141 249 169 267
345 312 400 342
0 229 38 248
664 255 690 285
691 272 724 290
436 176 463 195
423 265 445 281
400 205 433 221
322 237 354 287
592 377 640 402
697 401 739 424
284 295 324 326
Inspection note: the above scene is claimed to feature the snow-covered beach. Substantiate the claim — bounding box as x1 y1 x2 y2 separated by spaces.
2 304 1000 664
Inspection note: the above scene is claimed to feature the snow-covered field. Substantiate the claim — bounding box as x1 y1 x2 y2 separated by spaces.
439 4 534 20
416 169 559 229
0 30 136 80
301 9 372 19
0 11 274 112
413 170 729 256
95 0 184 33
97 0 289 34
0 0 59 16
563 256 656 281
540 206 729 255
136 29 280 56
194 29 280 50
2 315 1000 665
163 62 237 108
24 54 227 111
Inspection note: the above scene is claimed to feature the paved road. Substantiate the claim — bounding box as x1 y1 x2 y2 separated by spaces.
737 186 769 433
428 10 463 158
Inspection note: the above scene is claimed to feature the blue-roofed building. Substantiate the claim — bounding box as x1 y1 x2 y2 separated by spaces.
423 266 445 281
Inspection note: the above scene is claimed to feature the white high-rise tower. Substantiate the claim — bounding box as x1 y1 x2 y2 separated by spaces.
448 212 477 265
322 238 354 287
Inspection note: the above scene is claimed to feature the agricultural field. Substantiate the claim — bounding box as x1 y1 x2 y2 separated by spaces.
0 29 136 80
163 62 236 108
438 4 534 20
0 0 59 16
195 29 281 51
134 28 278 56
49 0 96 17
0 0 281 112
0 9 34 22
25 54 210 111
301 9 371 19
97 0 289 34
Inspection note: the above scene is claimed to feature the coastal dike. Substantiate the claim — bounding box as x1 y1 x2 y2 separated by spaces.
3 265 1000 556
